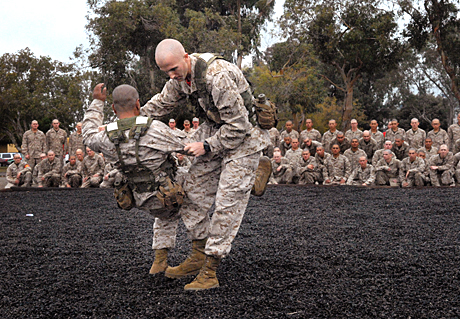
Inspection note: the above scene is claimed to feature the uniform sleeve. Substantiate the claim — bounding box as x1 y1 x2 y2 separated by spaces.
344 157 351 180
6 165 15 183
366 166 376 185
141 81 188 118
205 72 252 153
22 132 29 156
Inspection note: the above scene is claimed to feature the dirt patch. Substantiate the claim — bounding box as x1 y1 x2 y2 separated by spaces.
1 186 460 318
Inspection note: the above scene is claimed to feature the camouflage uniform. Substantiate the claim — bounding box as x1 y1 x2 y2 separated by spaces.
297 156 321 184
300 128 321 143
322 130 338 152
405 128 426 150
343 148 367 173
345 129 363 141
427 129 449 150
372 149 395 167
5 161 32 188
182 127 196 137
384 128 406 143
37 158 61 187
429 152 455 186
279 141 291 156
315 152 331 184
391 141 410 161
99 162 118 189
400 156 425 187
270 157 293 184
83 99 189 250
268 127 280 149
61 161 82 188
370 130 385 149
448 123 460 152
330 136 351 154
323 154 351 185
418 146 438 160
421 158 431 186
81 153 105 188
69 131 85 156
21 129 46 171
358 138 378 163
301 140 322 157
280 129 299 141
285 148 303 169
347 164 376 186
175 155 192 186
140 55 270 257
46 127 68 159
375 157 402 186
455 157 460 185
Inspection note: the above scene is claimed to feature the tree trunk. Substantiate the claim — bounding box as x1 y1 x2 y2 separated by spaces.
236 0 242 69
333 61 362 132
429 0 460 123
342 84 354 132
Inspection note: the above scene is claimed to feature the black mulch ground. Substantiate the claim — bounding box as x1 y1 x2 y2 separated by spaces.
1 186 460 318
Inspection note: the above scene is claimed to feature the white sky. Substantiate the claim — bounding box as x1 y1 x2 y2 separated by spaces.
0 0 90 63
0 0 284 64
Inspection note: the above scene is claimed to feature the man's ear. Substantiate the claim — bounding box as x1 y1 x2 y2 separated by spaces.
112 104 117 115
135 99 141 115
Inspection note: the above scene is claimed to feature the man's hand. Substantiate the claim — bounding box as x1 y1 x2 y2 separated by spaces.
406 171 410 178
104 174 109 181
25 154 30 160
93 174 99 178
16 172 21 179
14 179 20 185
83 177 89 182
185 142 205 157
340 178 346 184
430 166 438 170
93 83 107 102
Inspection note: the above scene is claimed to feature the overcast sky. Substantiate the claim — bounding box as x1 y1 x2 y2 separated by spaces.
0 0 284 64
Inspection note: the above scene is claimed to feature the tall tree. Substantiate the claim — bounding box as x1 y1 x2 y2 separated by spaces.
400 0 460 125
280 0 403 131
0 49 90 150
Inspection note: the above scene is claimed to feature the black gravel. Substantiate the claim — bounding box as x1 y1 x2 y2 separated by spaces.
1 186 460 318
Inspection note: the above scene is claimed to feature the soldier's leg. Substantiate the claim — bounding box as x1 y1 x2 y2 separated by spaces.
180 155 222 241
302 172 316 184
375 171 389 185
20 171 32 187
414 172 424 187
430 169 441 186
205 152 259 257
455 169 460 184
70 175 82 188
441 170 454 186
89 176 103 188
50 174 61 187
81 178 91 188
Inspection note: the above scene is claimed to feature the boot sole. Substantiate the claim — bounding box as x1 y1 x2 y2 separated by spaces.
184 283 220 291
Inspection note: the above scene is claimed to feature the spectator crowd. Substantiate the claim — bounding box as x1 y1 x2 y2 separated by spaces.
5 114 460 189
266 116 460 187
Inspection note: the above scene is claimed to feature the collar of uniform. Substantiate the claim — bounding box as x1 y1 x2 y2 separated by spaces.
177 55 198 94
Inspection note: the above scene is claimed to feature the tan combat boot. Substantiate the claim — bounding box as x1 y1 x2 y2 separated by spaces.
184 255 221 290
251 156 272 196
149 248 168 275
164 238 207 278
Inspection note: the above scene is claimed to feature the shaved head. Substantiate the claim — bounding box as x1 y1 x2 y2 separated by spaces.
112 85 139 113
155 39 186 65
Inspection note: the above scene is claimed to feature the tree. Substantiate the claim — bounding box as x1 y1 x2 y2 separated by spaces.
280 0 403 131
249 41 327 130
400 0 460 125
86 0 275 103
0 49 90 150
